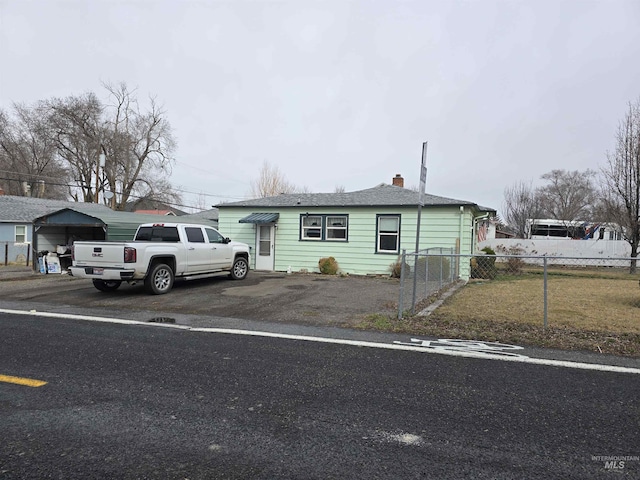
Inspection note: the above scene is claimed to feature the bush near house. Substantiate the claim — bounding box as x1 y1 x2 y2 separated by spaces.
416 256 452 282
318 256 339 275
471 246 497 279
390 258 412 278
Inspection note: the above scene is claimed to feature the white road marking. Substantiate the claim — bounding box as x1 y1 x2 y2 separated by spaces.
2 307 640 375
393 338 528 358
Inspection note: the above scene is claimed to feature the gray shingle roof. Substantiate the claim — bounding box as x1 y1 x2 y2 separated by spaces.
0 195 114 222
217 183 495 211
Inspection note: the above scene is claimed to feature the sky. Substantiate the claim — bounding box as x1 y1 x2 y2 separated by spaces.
1 0 639 215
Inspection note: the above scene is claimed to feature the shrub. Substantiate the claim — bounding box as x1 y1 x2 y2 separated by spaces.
415 255 452 282
494 244 528 275
318 256 339 275
471 246 497 279
390 258 410 278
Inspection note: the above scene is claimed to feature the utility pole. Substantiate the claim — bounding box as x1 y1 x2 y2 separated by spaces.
411 141 428 313
96 153 105 203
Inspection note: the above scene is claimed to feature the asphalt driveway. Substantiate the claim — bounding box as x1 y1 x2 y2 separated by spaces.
0 267 400 327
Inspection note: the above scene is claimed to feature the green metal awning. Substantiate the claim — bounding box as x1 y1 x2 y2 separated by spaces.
239 212 280 224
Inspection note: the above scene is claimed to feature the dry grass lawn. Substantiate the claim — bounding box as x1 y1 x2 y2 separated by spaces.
435 276 640 333
358 270 640 357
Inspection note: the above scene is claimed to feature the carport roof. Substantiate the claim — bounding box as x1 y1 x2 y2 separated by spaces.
0 195 113 223
34 208 218 227
238 212 280 224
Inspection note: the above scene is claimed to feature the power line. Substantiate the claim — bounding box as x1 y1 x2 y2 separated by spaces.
0 168 248 208
0 175 235 212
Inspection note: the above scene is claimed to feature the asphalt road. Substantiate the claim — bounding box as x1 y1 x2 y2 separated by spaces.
2 312 639 479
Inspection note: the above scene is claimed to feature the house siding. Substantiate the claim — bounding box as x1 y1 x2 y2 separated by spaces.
0 223 32 264
219 206 476 277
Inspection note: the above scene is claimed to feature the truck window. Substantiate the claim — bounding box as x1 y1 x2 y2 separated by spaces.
205 228 225 244
185 227 205 243
135 226 180 242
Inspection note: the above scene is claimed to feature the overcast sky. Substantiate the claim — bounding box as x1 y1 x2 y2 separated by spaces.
1 0 639 215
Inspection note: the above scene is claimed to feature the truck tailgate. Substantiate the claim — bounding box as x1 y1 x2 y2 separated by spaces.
73 242 130 266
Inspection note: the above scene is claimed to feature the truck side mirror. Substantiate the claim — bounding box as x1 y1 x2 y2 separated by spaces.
224 237 231 244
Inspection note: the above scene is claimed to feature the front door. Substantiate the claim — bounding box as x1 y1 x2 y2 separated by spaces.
255 224 275 270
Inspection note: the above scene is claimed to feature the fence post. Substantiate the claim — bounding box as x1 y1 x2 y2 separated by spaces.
411 251 418 315
398 249 406 319
543 255 548 329
425 252 429 298
4 243 7 266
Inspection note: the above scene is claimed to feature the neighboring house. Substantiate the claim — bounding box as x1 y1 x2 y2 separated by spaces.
217 176 496 278
181 208 219 229
134 209 177 216
124 198 187 216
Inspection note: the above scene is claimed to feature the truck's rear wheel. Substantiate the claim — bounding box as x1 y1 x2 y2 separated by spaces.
230 257 249 280
145 263 174 294
92 279 122 292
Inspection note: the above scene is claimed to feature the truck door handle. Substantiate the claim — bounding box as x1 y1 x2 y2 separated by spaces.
188 247 195 251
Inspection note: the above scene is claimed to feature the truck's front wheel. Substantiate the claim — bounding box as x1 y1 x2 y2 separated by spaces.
145 263 174 294
230 257 249 280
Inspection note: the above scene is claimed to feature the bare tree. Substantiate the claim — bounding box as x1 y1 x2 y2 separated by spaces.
46 92 104 202
537 169 597 221
502 180 542 238
101 82 178 210
250 160 300 198
47 83 178 209
0 103 68 198
601 98 640 273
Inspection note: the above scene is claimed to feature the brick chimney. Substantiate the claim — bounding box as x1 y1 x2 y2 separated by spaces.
392 174 404 187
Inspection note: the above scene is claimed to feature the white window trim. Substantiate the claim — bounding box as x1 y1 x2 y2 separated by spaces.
377 215 400 253
300 214 349 241
325 216 348 241
15 225 28 244
301 215 323 240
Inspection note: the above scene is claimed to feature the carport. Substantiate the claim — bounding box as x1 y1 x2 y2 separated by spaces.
32 207 217 271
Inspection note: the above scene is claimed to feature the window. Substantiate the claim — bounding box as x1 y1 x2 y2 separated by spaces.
258 225 271 256
205 228 225 243
326 216 347 240
377 215 400 253
135 226 180 242
300 214 348 241
15 225 27 243
185 227 205 243
301 215 323 240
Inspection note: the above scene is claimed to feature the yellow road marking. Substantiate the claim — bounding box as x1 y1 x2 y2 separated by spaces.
0 374 47 387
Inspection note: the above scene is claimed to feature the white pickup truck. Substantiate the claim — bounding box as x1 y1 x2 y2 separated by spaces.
69 223 251 294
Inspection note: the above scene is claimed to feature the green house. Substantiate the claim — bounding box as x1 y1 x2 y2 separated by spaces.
217 178 495 278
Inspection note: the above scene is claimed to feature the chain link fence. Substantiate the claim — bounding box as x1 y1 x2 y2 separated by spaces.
399 250 640 330
398 247 459 318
